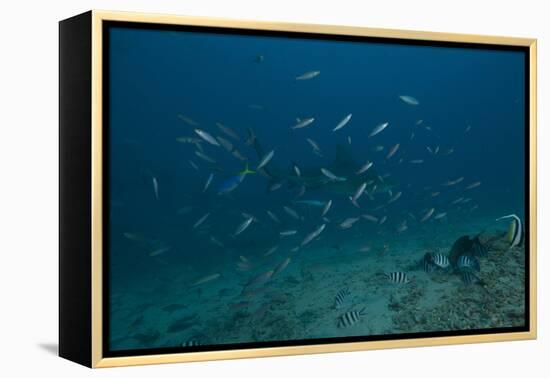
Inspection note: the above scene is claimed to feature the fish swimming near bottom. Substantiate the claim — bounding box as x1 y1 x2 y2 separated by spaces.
334 287 351 309
385 272 411 284
457 255 480 271
432 253 450 269
496 214 524 249
421 253 435 273
167 314 199 333
273 257 291 276
461 271 482 286
301 224 326 246
182 339 202 347
191 273 221 286
337 308 366 328
470 236 488 257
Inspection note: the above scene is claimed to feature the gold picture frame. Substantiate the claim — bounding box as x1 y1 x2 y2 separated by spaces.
59 10 537 368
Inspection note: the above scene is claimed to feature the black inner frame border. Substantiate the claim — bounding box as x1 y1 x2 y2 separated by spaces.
102 20 531 358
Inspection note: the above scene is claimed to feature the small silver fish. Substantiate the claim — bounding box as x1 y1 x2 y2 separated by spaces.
203 173 214 192
386 143 400 159
209 236 225 248
189 160 199 171
191 273 221 286
216 122 240 141
420 208 435 222
301 224 326 246
356 161 373 175
443 177 465 186
264 245 279 257
388 191 402 204
399 95 419 106
152 177 159 200
294 165 301 177
273 257 291 276
195 151 216 164
340 217 360 229
279 230 298 237
257 150 274 170
434 212 447 220
235 217 254 236
410 159 424 164
267 210 281 223
321 168 346 182
177 114 199 126
296 70 320 80
193 212 210 228
361 214 378 223
466 181 482 189
292 118 315 129
321 200 333 217
369 122 389 138
333 113 352 131
283 206 301 220
194 128 220 146
352 182 367 203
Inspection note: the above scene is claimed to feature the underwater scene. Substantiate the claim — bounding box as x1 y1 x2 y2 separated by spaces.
107 25 527 353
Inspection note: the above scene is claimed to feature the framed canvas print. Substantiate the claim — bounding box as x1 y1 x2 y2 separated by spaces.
59 10 537 368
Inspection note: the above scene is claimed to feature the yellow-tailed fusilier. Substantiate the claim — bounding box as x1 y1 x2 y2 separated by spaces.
496 214 524 249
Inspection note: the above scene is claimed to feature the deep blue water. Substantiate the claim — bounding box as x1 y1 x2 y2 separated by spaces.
107 25 526 351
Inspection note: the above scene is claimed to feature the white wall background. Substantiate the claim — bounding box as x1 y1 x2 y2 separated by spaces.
0 0 547 376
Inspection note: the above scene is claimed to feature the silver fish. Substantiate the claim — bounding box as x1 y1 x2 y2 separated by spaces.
292 117 315 129
466 181 482 189
193 212 210 228
209 236 225 248
368 122 389 138
399 95 419 106
301 224 326 246
352 182 367 203
386 143 400 159
296 70 320 80
379 215 388 225
321 200 332 217
307 138 322 153
273 257 291 276
361 214 378 223
152 177 159 200
356 161 373 175
267 210 281 223
333 113 352 131
189 160 199 171
191 273 220 286
340 217 360 229
194 128 220 146
257 150 274 170
279 230 298 237
420 208 435 222
195 150 216 164
216 122 240 141
264 245 279 257
321 168 347 182
203 173 214 192
388 191 402 204
283 206 301 220
177 114 199 126
434 212 447 220
235 216 254 236
443 177 464 186
410 159 424 164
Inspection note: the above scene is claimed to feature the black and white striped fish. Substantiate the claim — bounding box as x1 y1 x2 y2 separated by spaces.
457 255 480 271
432 253 450 269
421 253 435 273
385 271 410 284
471 236 488 257
334 287 351 309
461 271 481 286
496 214 524 249
337 308 366 328
182 339 201 347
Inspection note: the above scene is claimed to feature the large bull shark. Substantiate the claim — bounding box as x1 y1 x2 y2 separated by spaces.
245 128 397 198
